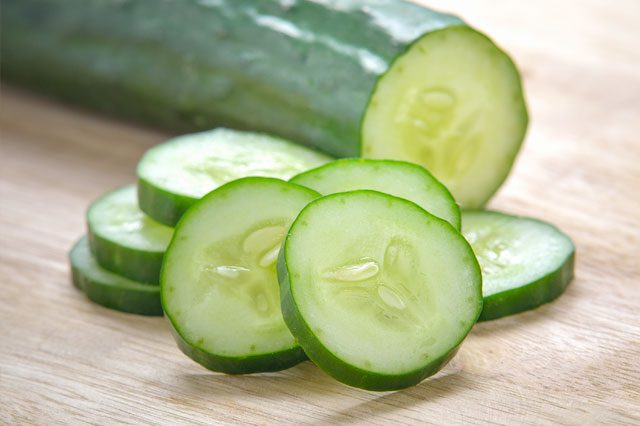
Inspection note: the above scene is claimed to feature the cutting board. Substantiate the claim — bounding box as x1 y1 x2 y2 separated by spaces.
1 0 639 423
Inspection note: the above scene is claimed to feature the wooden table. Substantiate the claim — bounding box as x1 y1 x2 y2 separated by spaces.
1 0 639 423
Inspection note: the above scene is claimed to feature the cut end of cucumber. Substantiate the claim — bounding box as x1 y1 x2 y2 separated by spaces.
88 185 172 252
361 26 528 208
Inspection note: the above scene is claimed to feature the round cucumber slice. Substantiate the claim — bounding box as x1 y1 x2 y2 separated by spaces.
361 26 528 208
290 158 460 230
461 210 575 321
278 191 482 391
137 128 331 226
162 177 320 374
87 185 173 284
70 236 162 316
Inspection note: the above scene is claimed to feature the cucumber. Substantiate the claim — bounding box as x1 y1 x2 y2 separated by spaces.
361 27 528 207
87 185 172 284
70 236 162 316
138 128 330 226
461 211 575 321
290 158 460 230
162 177 320 374
278 191 482 390
2 0 527 207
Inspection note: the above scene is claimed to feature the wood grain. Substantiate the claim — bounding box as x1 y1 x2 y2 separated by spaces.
1 0 639 424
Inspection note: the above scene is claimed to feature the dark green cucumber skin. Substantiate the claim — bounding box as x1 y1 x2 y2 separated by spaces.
277 191 483 391
88 229 164 285
480 252 575 321
167 320 307 375
137 178 196 228
1 0 461 157
70 237 162 316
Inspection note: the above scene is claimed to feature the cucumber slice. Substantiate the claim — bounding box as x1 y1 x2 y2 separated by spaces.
87 185 172 284
70 237 162 316
290 158 461 230
162 177 320 374
137 128 331 226
361 26 528 208
278 191 482 390
461 210 575 321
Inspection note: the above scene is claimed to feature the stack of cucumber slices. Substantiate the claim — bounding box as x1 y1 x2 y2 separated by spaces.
70 128 574 391
70 128 331 316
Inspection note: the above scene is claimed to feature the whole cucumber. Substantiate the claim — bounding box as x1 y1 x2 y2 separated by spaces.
1 0 527 207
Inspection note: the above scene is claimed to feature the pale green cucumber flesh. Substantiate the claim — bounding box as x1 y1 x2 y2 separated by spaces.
279 191 482 390
87 185 173 284
70 237 162 316
161 177 320 373
362 26 528 208
137 128 331 226
461 210 575 321
290 158 460 230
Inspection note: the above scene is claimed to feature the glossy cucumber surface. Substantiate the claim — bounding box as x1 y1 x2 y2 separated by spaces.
2 0 527 207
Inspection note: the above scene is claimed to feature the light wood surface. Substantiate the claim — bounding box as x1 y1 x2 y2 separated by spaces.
1 0 639 424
